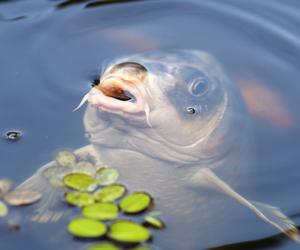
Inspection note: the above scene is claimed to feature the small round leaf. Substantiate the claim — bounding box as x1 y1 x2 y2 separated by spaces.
0 201 8 217
120 192 152 214
68 217 107 238
86 242 119 250
108 220 151 243
65 192 95 207
63 173 97 192
56 151 76 167
144 216 164 229
96 168 119 186
94 184 126 203
82 203 118 220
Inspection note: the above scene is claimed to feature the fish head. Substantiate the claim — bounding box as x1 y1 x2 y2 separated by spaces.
84 50 241 165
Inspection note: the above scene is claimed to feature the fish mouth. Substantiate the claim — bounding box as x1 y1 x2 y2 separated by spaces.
74 75 150 125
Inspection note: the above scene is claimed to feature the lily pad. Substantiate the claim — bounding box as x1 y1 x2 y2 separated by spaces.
144 216 164 229
120 192 152 214
0 201 8 217
4 189 42 206
82 203 118 220
86 242 119 250
95 168 119 186
94 184 126 203
76 161 94 169
130 246 153 250
56 151 77 167
65 191 96 207
108 220 151 243
68 217 107 238
0 179 13 197
63 173 97 192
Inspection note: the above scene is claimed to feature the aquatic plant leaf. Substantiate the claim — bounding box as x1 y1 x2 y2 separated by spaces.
86 242 119 250
108 220 151 243
81 202 118 220
65 191 96 207
76 161 94 168
67 217 107 238
43 166 72 188
120 192 152 213
144 216 164 229
56 151 76 167
95 168 119 186
4 189 42 206
0 201 8 217
0 178 13 197
94 184 126 203
130 246 153 250
63 173 97 192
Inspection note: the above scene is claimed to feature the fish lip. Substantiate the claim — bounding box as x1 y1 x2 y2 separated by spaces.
88 76 147 116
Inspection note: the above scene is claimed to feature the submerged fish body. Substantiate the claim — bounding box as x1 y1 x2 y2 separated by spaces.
18 50 298 249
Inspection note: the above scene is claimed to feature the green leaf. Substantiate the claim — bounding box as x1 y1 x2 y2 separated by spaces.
130 246 153 250
65 191 95 207
56 151 76 167
108 220 151 243
0 201 8 217
86 242 119 250
95 168 119 186
63 173 97 192
144 216 164 229
67 217 107 238
81 203 118 220
94 184 126 203
120 192 152 214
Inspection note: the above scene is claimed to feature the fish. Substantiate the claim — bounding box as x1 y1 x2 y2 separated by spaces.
18 50 299 249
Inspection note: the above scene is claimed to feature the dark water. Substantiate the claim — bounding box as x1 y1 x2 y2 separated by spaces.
1 0 300 249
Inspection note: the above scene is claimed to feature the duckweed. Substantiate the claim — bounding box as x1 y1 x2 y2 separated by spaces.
56 151 76 167
94 184 126 203
81 203 119 220
63 173 97 192
86 242 119 250
68 217 107 238
65 191 95 207
0 201 8 217
96 168 119 186
120 192 152 213
108 220 151 243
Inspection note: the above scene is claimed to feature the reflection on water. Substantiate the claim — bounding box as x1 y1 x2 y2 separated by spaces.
1 0 300 249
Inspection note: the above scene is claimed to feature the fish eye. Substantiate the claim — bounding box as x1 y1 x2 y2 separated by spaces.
186 107 196 114
189 78 209 96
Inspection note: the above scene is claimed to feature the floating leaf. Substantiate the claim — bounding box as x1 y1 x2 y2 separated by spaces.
0 201 8 217
44 166 72 188
120 192 152 214
68 217 107 238
94 184 126 203
82 203 118 220
95 168 119 186
63 173 97 192
130 246 153 250
76 161 94 168
144 216 164 229
108 220 151 243
86 242 119 250
4 189 42 206
56 151 76 167
0 178 13 197
65 191 95 207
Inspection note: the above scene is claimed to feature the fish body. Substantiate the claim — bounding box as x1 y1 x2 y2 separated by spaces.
19 50 298 249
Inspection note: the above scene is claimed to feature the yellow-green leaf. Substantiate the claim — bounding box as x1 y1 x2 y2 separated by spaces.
67 217 107 238
120 192 152 214
63 173 97 192
82 203 118 220
94 184 126 203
